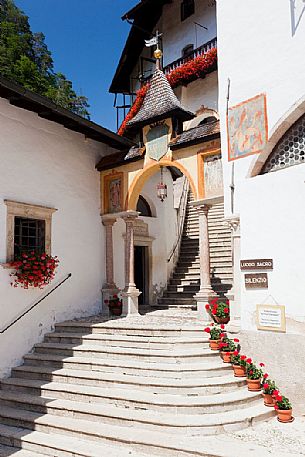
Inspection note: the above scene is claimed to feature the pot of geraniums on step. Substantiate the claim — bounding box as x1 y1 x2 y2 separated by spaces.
219 337 237 363
262 378 277 406
274 393 293 422
246 360 265 391
230 351 247 377
104 294 122 316
205 298 230 324
204 323 226 350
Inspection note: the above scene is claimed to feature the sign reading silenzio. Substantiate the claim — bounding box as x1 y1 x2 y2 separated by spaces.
245 273 268 289
256 304 286 332
240 259 273 270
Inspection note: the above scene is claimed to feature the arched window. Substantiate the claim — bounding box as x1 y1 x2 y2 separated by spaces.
199 116 218 126
136 195 152 217
261 113 305 174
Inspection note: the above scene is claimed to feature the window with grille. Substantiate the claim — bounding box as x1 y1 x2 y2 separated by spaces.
14 217 45 259
261 113 305 174
181 0 195 21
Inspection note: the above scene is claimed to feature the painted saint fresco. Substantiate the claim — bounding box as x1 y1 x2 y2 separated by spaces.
146 124 169 161
227 94 268 161
109 177 122 213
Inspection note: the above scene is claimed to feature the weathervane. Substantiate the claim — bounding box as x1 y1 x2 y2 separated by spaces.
145 30 163 65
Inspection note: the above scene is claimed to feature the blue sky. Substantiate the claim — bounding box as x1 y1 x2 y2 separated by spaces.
15 0 136 132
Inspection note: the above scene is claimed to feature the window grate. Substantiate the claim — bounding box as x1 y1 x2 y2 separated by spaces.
14 217 45 259
261 114 305 174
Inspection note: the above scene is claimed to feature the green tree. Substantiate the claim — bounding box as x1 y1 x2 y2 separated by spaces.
0 0 90 118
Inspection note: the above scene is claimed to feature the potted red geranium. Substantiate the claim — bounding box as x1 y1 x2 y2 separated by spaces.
219 337 237 363
204 323 225 350
262 378 277 406
246 360 265 391
105 294 122 316
230 351 247 377
273 392 293 422
10 251 59 289
205 298 230 324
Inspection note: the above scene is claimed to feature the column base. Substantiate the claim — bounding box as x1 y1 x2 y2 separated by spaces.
195 288 217 320
121 287 141 317
101 285 120 317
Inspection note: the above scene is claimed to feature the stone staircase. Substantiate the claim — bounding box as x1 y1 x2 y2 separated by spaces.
0 312 274 456
157 192 233 308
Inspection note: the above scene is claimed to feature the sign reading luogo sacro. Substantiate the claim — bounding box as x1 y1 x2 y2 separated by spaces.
245 273 268 289
240 259 273 270
256 304 286 332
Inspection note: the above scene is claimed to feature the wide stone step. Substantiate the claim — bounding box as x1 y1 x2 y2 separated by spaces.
0 404 274 447
32 342 217 363
0 444 46 457
0 390 263 435
3 368 246 397
1 375 248 408
23 353 230 379
54 322 204 337
0 424 148 457
157 297 196 306
44 332 210 349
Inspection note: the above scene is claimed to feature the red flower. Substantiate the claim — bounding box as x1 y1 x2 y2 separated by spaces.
259 363 265 367
263 373 268 379
224 307 229 313
249 370 253 375
220 333 225 339
246 358 252 364
113 294 118 299
205 304 210 310
263 383 269 389
274 405 279 410
240 355 246 360
204 327 211 333
276 395 283 402
212 309 217 315
220 324 225 330
104 299 109 304
233 338 239 343
233 350 238 356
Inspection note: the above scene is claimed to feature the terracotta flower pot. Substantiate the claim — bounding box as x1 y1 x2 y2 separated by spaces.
233 364 246 377
109 305 122 316
221 351 233 363
247 378 261 392
276 409 293 423
209 339 220 350
215 316 230 324
263 393 275 407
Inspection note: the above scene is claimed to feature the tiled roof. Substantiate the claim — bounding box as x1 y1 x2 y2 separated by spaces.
127 68 194 128
124 145 145 160
169 120 220 149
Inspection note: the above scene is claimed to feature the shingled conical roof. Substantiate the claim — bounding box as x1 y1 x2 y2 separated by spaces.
127 68 194 128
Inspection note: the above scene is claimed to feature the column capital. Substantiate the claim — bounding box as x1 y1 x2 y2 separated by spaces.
121 210 140 223
102 217 116 227
223 215 240 233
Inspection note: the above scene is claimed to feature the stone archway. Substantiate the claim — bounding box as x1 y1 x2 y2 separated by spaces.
126 159 198 211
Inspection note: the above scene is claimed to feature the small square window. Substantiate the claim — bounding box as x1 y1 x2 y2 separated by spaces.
181 0 195 22
14 217 45 259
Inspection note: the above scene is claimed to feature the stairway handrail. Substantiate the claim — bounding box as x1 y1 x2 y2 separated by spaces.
167 177 190 263
0 273 72 334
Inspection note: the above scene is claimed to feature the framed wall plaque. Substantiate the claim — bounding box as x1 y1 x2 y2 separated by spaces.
256 304 286 332
245 273 268 289
240 259 273 270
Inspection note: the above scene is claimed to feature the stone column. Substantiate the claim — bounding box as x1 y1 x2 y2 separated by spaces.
101 217 119 316
193 203 216 318
121 212 141 316
224 215 241 327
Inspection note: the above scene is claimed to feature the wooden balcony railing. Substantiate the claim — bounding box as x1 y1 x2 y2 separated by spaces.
163 37 217 75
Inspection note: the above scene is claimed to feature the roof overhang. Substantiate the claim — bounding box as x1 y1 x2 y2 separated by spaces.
0 75 133 150
109 0 172 94
127 108 195 130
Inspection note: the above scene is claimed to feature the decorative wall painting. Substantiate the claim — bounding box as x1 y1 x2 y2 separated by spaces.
204 154 223 198
104 172 124 214
146 124 169 161
227 94 268 161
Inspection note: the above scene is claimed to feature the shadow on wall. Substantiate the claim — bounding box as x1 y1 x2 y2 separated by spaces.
290 0 305 36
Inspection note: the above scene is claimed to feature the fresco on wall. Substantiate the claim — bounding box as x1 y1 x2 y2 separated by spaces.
104 173 123 214
227 94 268 161
146 124 169 161
204 154 223 198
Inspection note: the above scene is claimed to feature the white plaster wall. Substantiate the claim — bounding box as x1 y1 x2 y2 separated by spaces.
0 98 113 377
179 71 218 114
216 0 305 330
112 168 178 303
161 0 217 66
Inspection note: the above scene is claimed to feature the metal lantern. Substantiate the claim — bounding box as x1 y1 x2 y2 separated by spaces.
157 166 167 202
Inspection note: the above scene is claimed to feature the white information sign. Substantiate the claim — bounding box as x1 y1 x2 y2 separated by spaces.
256 304 286 332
